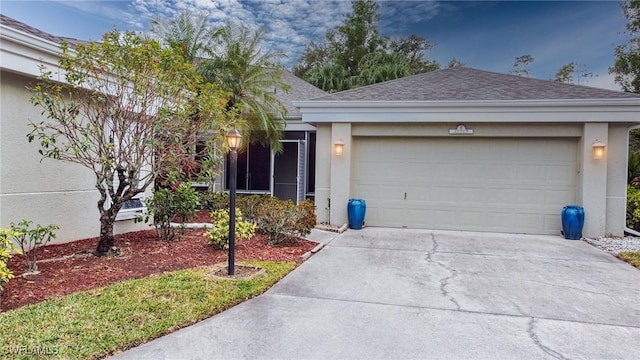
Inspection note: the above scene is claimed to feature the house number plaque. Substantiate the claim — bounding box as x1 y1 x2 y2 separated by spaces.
449 124 474 135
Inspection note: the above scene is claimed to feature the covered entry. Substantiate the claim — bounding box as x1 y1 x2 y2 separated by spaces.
351 137 578 234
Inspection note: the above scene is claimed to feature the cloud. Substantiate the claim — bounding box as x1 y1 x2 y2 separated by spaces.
378 0 441 35
126 0 354 67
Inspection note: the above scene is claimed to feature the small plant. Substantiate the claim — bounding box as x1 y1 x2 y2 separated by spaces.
205 209 256 249
627 185 640 231
8 220 58 274
142 182 200 240
0 228 22 293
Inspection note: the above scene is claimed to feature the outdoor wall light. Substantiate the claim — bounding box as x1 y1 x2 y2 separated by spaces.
226 128 242 151
592 140 606 160
335 141 344 156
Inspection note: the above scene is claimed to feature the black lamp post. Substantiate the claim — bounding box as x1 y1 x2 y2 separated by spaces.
226 128 242 275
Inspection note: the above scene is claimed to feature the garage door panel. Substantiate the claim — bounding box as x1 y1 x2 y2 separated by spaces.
352 137 577 235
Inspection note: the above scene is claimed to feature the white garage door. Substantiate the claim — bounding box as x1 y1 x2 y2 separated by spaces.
351 137 578 234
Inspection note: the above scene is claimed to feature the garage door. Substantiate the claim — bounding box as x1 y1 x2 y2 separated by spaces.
351 137 578 234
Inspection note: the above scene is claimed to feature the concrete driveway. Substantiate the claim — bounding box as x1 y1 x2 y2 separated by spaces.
112 228 640 359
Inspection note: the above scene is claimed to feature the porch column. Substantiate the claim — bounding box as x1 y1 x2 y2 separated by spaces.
330 123 352 226
314 124 332 224
581 123 608 237
606 123 628 236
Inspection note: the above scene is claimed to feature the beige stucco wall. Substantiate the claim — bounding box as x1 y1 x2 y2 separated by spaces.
0 70 148 244
314 123 332 224
580 123 609 237
606 123 630 237
317 121 631 237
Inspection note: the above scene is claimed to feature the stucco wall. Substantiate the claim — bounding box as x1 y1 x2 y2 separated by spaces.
314 123 332 224
0 70 148 244
606 123 630 236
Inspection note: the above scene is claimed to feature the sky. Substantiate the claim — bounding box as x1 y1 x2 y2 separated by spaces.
0 0 632 91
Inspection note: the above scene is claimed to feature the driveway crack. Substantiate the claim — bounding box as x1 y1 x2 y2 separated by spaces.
528 317 570 360
427 233 461 311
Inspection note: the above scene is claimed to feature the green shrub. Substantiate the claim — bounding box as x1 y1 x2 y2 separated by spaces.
205 209 256 249
0 228 21 293
237 194 268 223
627 185 640 231
198 191 229 211
629 151 640 184
143 182 200 240
240 196 316 245
8 220 59 273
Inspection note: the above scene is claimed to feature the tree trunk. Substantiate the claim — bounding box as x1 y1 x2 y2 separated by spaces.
95 215 115 256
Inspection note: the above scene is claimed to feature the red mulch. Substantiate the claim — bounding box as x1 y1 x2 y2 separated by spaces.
1 213 317 312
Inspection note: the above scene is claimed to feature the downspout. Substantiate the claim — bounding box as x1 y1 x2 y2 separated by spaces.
625 124 640 236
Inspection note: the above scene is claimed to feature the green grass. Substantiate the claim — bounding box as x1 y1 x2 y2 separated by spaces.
0 261 296 360
618 251 640 269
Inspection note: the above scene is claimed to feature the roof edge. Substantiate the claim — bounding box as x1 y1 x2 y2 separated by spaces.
294 98 640 109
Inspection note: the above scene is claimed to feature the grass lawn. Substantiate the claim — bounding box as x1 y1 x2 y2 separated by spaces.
0 261 295 360
618 251 640 269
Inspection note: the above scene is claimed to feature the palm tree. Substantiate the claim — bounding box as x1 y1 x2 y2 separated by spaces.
150 11 218 63
356 52 412 87
305 62 351 93
199 21 289 150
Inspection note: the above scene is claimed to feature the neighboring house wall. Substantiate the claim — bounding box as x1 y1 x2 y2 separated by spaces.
1 17 148 245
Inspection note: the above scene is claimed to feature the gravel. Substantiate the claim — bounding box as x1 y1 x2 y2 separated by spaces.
584 236 640 255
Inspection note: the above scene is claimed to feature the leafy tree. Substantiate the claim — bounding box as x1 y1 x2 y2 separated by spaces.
610 0 640 93
387 34 438 74
554 62 594 84
326 0 386 77
293 0 439 92
510 54 535 77
292 41 332 78
554 62 576 83
447 58 466 68
29 31 228 256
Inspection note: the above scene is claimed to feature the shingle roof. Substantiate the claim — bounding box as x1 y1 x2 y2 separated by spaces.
313 67 640 101
276 70 327 117
0 14 86 46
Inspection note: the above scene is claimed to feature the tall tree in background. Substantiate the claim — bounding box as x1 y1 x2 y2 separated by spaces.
29 31 228 256
510 54 535 77
294 0 439 92
554 62 594 84
387 34 439 74
292 41 331 78
447 57 466 68
326 0 385 78
610 0 640 93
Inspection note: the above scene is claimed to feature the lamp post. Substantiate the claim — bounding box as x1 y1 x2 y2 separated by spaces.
226 128 242 275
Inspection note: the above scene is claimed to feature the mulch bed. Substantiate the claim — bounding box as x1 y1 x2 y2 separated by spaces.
1 212 317 312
